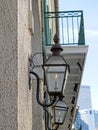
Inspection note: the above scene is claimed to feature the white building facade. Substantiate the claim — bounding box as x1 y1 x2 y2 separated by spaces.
77 85 92 110
76 85 98 130
79 109 95 130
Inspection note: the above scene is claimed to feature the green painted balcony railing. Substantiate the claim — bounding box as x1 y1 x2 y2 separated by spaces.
44 10 85 46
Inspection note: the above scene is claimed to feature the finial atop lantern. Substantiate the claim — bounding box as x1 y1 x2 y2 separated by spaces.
51 33 63 55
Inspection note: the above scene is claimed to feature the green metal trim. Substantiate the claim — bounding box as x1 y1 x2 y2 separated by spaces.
78 12 85 45
44 10 85 46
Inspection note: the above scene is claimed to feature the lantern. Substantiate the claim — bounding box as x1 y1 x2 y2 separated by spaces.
42 33 69 96
54 98 68 124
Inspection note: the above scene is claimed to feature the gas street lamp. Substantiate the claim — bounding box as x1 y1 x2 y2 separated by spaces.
29 33 69 130
29 33 70 107
42 33 69 96
44 96 68 130
53 96 68 125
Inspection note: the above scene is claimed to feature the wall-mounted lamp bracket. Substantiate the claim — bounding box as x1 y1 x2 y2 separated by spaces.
29 71 56 107
44 108 59 130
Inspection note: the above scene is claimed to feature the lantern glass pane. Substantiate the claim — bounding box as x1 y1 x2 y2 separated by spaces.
46 70 65 94
54 100 68 124
54 108 66 124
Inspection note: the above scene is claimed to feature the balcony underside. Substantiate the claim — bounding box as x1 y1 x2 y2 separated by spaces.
45 45 88 129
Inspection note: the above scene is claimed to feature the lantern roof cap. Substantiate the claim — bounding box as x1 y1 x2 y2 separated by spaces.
51 33 63 55
55 96 68 108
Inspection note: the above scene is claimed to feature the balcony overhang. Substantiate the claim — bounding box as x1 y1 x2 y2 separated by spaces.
45 45 88 129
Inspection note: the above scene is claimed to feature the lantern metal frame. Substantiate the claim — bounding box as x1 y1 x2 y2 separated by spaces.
43 97 68 130
53 97 68 125
42 33 70 96
42 59 69 96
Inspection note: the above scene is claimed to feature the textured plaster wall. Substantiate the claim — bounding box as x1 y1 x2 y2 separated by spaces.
0 0 44 129
0 0 18 130
18 0 44 130
17 0 32 129
31 0 45 130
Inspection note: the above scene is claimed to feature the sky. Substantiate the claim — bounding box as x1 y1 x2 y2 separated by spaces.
59 0 98 110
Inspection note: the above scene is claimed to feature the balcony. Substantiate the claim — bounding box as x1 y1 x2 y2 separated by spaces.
44 10 85 46
44 10 88 130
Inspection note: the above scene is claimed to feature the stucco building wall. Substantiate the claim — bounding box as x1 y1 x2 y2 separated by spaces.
18 0 32 129
0 0 44 130
0 0 18 129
